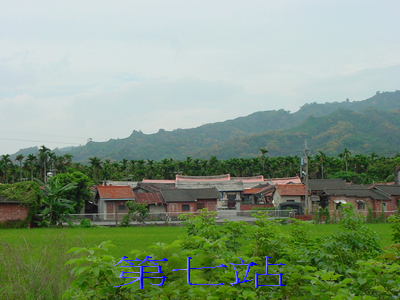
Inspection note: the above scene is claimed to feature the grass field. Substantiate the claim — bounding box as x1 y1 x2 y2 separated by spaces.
0 222 394 299
0 223 393 259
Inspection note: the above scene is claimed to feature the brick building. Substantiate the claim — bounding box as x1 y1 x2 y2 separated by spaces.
0 197 30 223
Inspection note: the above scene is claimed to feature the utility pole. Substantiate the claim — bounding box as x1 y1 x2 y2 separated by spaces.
303 141 310 214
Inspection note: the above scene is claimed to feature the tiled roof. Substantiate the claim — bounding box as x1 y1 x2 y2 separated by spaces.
161 188 220 202
231 175 265 182
177 180 243 192
176 174 230 181
243 188 263 195
105 181 139 188
0 196 20 203
137 182 176 190
142 179 176 184
270 176 302 185
275 184 306 196
308 179 348 190
325 187 391 200
373 185 400 196
243 185 274 195
97 185 134 200
134 192 164 205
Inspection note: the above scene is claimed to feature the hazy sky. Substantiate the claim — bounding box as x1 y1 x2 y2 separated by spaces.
1 0 399 155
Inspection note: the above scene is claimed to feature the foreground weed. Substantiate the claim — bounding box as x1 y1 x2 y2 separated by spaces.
0 232 81 300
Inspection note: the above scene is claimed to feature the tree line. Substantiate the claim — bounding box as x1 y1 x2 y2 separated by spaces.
1 146 400 185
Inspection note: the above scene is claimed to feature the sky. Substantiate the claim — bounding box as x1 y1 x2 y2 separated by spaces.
1 0 400 155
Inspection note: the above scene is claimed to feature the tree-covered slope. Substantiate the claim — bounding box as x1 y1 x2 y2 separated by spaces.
13 90 400 161
198 107 400 159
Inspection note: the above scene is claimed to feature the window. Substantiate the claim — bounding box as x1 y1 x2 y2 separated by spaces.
197 203 205 210
118 205 126 211
182 204 190 211
382 202 387 212
357 201 366 210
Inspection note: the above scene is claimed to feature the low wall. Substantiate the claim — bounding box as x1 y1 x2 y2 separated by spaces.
240 204 274 211
294 215 313 221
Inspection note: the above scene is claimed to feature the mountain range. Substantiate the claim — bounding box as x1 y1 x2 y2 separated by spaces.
13 90 400 162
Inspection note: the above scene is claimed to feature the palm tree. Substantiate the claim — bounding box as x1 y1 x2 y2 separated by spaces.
25 154 38 181
15 154 24 181
259 148 268 173
338 148 352 172
88 156 102 182
38 146 51 182
1 154 12 183
314 151 328 179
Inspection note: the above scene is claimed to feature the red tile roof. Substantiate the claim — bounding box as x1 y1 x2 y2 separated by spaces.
275 184 306 196
97 185 134 200
134 192 164 205
243 185 274 195
242 188 264 195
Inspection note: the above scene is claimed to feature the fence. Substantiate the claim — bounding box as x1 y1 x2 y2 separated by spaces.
67 209 295 226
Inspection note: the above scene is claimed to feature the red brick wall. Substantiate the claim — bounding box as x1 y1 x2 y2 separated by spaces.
0 203 30 222
167 202 196 213
295 215 313 221
197 199 217 211
328 196 397 218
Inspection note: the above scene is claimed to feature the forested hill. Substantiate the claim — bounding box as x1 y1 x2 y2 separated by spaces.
14 90 400 161
196 107 400 159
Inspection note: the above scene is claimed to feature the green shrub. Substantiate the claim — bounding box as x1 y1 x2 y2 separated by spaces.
79 218 92 228
0 219 29 229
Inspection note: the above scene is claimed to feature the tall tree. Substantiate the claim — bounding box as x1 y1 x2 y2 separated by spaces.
15 154 24 181
259 148 269 173
25 154 38 181
88 156 102 182
51 171 93 213
38 145 51 182
1 154 12 183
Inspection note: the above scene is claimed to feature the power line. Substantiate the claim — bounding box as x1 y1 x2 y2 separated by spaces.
0 131 91 140
0 137 82 145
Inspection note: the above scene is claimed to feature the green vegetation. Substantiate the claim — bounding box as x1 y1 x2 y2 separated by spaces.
53 172 94 213
0 215 398 299
61 207 400 299
35 178 78 227
0 181 42 227
120 201 149 226
2 146 399 184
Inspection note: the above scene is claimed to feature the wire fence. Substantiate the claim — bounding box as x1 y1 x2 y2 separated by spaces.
67 209 296 226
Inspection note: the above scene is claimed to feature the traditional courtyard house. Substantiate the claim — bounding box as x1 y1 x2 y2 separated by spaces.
95 185 135 220
241 185 275 210
160 188 220 218
176 175 244 209
324 185 392 217
230 175 265 189
133 192 166 217
308 179 349 210
273 184 306 215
